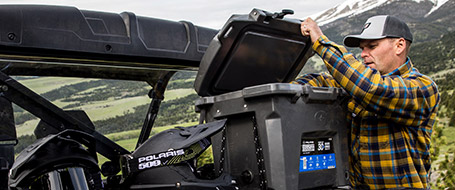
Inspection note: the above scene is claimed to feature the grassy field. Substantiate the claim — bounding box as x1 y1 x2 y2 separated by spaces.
15 119 39 136
20 77 98 94
163 88 196 100
440 126 455 153
76 96 150 121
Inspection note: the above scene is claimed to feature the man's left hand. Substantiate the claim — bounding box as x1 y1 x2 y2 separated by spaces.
301 18 323 44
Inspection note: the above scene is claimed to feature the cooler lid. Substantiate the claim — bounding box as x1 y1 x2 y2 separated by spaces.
194 8 313 96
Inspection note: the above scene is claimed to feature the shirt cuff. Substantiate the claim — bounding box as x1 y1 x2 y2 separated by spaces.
312 35 330 54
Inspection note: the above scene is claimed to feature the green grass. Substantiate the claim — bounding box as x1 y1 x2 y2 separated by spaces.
15 119 39 136
53 99 79 108
80 88 194 121
440 126 455 153
184 78 194 83
167 78 195 85
163 88 196 101
75 85 109 95
168 78 187 84
105 129 142 142
20 77 98 94
113 138 138 152
81 96 150 121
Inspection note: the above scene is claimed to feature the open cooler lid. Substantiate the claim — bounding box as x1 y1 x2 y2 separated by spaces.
194 8 313 96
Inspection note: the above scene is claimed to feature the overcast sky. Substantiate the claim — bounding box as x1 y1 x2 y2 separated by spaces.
2 0 346 29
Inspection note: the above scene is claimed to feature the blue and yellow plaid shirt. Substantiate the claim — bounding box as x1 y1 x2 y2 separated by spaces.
293 35 440 189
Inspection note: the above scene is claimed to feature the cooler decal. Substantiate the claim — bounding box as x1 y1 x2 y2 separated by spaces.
299 137 336 172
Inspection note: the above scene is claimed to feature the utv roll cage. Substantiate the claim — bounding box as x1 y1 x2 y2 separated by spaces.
0 5 217 188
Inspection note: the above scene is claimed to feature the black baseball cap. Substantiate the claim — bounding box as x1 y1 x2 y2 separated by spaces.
343 15 413 47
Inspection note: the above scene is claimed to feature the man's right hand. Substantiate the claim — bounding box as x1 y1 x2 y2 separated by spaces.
301 18 324 44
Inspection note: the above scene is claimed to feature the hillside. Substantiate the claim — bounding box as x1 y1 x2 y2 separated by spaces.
14 71 200 153
410 31 455 74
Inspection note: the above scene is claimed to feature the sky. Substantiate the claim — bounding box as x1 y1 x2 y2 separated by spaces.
2 0 346 29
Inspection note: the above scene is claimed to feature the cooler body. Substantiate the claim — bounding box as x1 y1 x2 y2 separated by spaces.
196 83 350 190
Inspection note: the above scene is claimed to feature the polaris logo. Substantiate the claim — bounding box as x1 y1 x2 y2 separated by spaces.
137 149 185 170
361 22 371 33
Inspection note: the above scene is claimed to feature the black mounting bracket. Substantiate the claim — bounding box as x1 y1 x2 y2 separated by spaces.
135 71 175 149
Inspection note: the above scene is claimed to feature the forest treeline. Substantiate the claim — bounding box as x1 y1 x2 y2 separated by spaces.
436 71 455 126
410 31 455 189
410 31 455 75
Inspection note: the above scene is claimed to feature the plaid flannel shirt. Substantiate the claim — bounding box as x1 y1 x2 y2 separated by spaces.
293 35 440 189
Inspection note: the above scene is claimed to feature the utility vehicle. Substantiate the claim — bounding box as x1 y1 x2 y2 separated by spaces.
0 5 349 190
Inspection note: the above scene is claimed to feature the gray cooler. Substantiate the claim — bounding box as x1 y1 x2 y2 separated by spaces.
194 9 350 190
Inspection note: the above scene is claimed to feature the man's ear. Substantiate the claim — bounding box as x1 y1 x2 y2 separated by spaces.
395 38 406 55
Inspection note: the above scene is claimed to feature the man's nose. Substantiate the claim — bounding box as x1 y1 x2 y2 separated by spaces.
361 49 368 59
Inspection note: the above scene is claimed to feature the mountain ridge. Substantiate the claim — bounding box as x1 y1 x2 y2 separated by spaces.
311 0 455 46
311 0 450 26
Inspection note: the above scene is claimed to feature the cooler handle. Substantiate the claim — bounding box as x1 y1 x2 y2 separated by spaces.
302 85 344 103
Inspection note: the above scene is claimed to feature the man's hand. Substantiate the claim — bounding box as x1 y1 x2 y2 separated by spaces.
301 18 323 44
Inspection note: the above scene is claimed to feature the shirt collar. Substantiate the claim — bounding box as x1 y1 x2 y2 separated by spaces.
383 57 413 77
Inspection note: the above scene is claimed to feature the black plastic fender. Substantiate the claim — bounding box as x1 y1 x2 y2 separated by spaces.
9 129 100 188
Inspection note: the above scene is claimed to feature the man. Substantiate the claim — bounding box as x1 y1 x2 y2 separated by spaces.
295 15 440 189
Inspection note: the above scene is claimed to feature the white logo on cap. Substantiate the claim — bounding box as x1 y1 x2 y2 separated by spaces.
361 22 371 33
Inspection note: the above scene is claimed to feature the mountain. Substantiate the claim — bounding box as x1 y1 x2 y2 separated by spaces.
312 0 450 26
309 0 455 44
301 0 455 74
